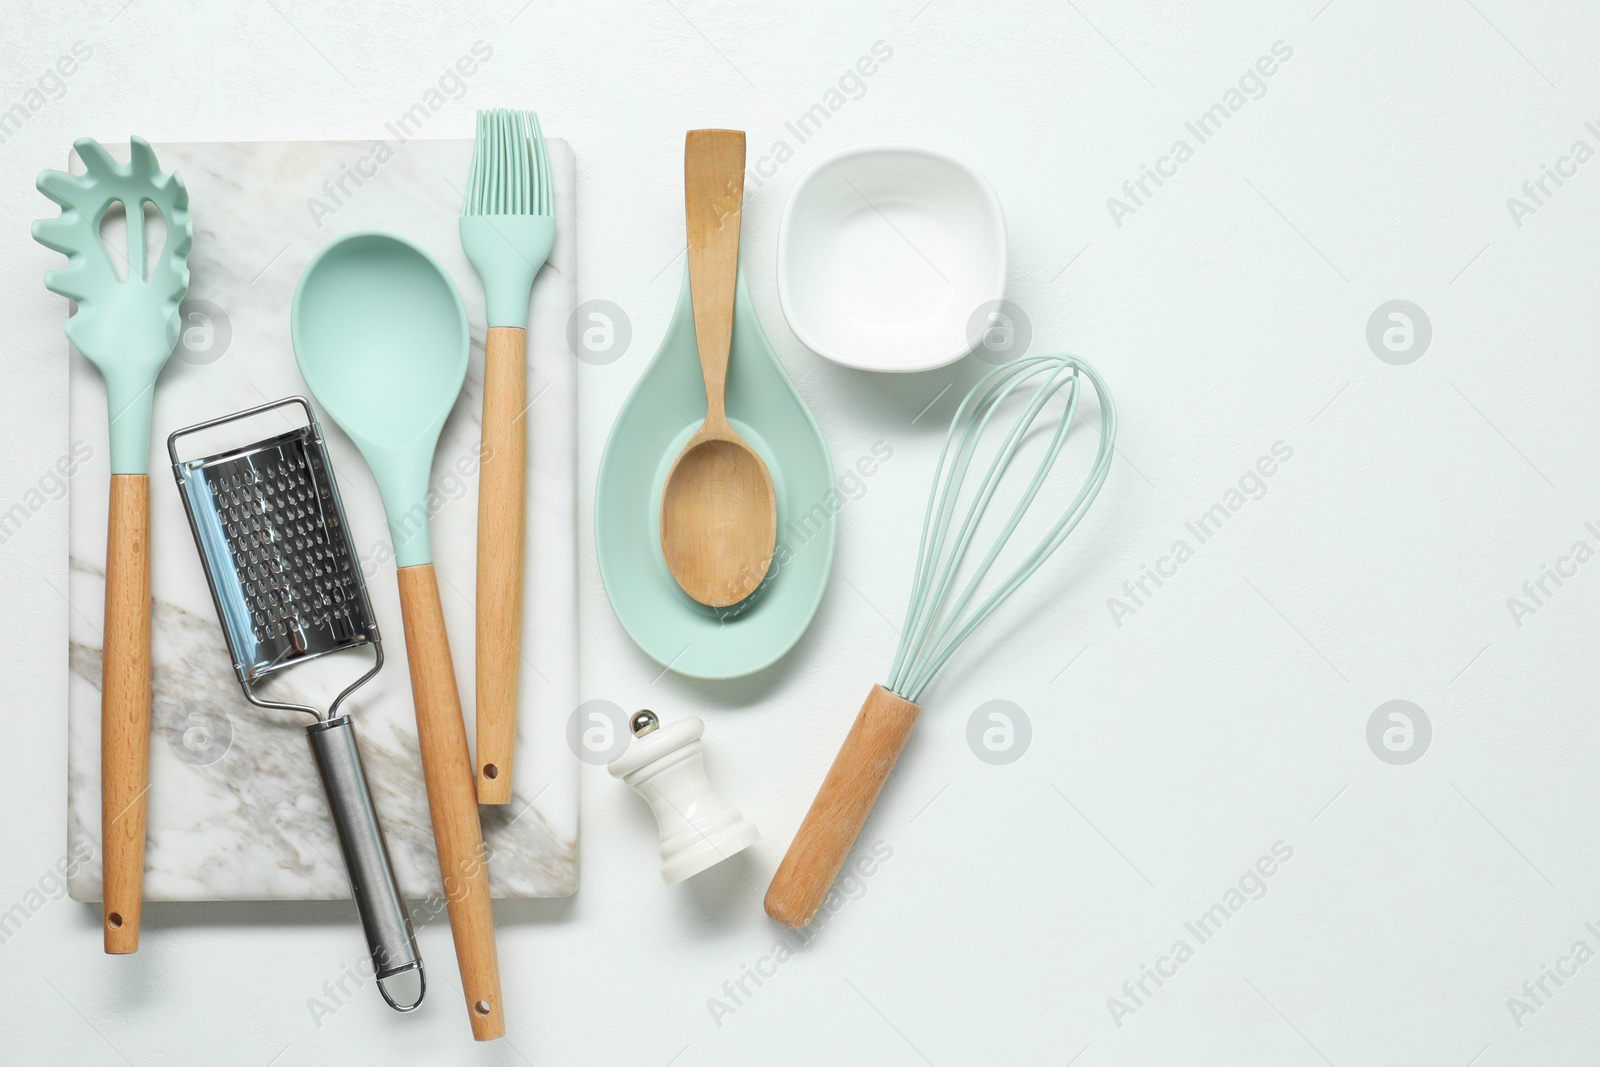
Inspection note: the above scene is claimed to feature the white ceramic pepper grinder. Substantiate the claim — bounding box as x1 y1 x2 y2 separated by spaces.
607 710 760 884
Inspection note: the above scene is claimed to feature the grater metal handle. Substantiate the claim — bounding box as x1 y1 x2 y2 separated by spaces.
306 716 424 1010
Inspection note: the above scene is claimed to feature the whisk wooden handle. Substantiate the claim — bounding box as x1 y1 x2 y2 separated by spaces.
102 474 151 954
475 324 527 806
396 564 504 1040
765 685 920 928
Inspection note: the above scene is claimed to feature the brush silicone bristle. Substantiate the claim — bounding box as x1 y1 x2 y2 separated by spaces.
463 109 551 217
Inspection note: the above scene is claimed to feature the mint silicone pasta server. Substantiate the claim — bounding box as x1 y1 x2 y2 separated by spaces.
34 137 193 954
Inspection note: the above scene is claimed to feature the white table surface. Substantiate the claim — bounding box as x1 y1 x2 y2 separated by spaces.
3 1 1598 1064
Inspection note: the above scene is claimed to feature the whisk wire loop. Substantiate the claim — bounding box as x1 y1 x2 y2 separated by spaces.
887 355 1116 703
890 359 1071 689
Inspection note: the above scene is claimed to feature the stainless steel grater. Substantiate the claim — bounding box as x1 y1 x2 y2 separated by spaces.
167 396 424 1011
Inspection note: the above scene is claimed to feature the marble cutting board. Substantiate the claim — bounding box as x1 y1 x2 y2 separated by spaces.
63 138 578 900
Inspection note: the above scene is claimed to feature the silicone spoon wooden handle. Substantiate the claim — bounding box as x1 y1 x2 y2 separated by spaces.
765 684 921 928
396 564 504 1040
102 474 151 953
475 324 526 805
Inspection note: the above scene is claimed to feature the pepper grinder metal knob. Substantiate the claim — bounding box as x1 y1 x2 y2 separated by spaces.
608 710 759 884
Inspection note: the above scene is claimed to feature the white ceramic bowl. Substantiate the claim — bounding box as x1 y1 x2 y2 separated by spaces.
777 144 1007 373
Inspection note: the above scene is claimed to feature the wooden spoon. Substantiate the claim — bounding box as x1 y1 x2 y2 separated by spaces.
661 130 777 608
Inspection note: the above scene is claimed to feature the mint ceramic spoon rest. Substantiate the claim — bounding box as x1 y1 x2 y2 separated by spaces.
596 266 835 679
33 136 192 954
291 232 503 1041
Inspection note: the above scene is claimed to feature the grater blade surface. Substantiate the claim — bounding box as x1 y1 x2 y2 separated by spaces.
176 424 375 684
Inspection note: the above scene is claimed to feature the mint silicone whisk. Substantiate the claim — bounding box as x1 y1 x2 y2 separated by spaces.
34 137 193 954
765 354 1116 928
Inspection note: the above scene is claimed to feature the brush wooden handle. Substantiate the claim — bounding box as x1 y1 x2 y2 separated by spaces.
475 324 527 805
396 564 504 1040
765 685 921 928
103 474 151 954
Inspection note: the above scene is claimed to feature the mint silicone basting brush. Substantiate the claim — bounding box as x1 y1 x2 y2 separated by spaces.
459 109 554 804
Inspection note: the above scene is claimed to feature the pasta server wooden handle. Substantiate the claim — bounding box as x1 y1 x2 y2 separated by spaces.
475 324 527 805
102 474 151 954
397 564 504 1040
764 684 920 928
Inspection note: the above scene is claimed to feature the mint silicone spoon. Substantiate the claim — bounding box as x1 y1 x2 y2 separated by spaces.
33 137 193 954
459 108 554 805
291 232 503 1041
